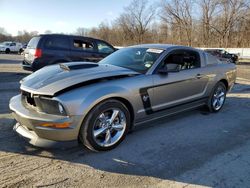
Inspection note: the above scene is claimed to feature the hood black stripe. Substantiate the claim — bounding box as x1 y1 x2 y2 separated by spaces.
54 74 139 96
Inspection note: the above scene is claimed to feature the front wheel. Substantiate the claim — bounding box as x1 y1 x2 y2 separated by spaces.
79 100 130 151
207 82 227 112
5 48 10 54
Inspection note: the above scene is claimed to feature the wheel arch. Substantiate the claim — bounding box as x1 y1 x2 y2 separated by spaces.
77 96 135 144
109 97 135 129
219 79 229 91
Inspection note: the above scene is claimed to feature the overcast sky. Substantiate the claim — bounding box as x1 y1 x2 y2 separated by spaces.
0 0 135 36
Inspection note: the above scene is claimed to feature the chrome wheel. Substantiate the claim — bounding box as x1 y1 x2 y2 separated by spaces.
212 85 226 111
93 108 126 147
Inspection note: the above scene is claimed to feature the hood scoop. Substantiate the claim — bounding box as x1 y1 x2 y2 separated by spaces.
59 63 98 71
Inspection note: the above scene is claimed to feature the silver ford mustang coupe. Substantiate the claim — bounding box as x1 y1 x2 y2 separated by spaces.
9 44 236 151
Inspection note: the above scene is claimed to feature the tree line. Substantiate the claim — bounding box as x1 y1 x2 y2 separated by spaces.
1 0 250 48
87 0 250 48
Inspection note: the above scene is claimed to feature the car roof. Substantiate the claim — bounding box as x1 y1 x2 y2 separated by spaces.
129 44 198 51
37 34 105 42
204 49 223 51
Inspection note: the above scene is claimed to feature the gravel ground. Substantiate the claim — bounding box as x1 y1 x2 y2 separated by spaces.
1 54 250 188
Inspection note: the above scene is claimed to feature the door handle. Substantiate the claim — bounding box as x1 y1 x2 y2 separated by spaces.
196 74 203 79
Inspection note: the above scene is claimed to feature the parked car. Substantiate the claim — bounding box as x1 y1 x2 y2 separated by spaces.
204 49 238 64
10 44 236 151
0 41 23 54
22 34 116 71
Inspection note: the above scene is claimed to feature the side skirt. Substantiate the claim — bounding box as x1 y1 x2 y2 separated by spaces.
134 97 208 126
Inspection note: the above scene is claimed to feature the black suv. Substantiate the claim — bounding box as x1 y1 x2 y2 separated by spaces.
22 34 116 71
204 49 238 64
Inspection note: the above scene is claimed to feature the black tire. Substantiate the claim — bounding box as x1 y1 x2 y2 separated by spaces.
19 48 23 54
207 82 227 112
79 99 130 151
5 48 10 54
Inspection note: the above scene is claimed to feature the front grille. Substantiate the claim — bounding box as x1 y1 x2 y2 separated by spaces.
21 90 36 107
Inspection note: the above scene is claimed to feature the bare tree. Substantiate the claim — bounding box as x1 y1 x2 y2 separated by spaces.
161 0 194 46
116 0 156 43
199 0 220 46
211 0 249 47
0 27 12 42
0 27 9 35
75 27 87 36
15 30 38 43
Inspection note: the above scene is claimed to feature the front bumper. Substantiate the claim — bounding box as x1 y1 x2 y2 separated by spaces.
13 122 78 148
9 95 83 148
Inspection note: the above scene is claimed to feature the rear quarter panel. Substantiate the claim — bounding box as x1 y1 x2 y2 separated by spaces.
204 63 236 94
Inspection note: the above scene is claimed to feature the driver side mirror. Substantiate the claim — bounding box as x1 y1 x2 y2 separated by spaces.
167 63 180 72
158 67 168 75
158 63 180 75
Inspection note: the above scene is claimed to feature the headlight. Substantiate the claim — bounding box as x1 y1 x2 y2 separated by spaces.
36 97 67 116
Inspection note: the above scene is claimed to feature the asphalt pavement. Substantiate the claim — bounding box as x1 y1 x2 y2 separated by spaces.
1 54 250 188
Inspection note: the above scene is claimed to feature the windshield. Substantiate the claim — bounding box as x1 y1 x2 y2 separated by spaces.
99 47 164 73
2 42 11 46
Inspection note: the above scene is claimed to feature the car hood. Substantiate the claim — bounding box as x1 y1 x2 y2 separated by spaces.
21 62 140 96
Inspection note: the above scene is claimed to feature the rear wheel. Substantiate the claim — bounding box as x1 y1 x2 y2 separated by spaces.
79 99 130 151
207 82 227 112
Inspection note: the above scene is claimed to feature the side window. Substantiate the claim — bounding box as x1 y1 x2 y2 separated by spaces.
73 39 94 51
10 43 16 46
206 53 221 65
96 41 114 54
44 37 69 50
161 50 201 71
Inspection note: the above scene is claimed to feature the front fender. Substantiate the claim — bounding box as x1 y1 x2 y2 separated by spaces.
79 85 133 115
57 84 136 117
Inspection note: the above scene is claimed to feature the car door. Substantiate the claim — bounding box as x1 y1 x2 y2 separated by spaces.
70 37 99 62
151 49 209 112
10 42 16 51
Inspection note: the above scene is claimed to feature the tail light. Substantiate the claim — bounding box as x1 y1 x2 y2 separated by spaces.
34 48 42 58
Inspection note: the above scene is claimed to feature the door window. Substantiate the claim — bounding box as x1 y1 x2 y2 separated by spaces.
44 37 69 50
73 39 94 51
206 53 222 65
160 49 201 72
96 41 114 54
